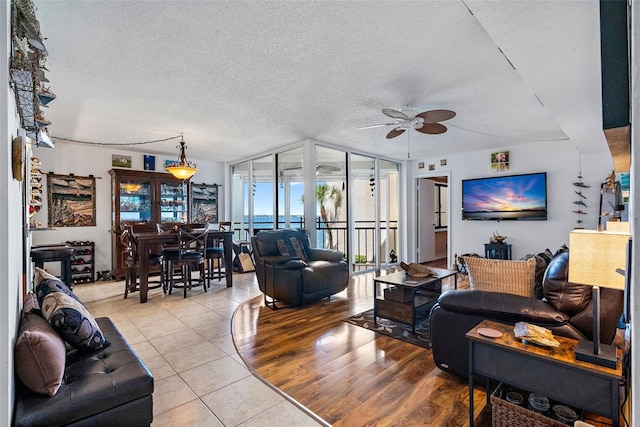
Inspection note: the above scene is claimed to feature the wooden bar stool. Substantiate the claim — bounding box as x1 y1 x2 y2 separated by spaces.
120 226 164 299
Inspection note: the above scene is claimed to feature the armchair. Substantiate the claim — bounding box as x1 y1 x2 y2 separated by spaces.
252 229 349 308
430 251 623 378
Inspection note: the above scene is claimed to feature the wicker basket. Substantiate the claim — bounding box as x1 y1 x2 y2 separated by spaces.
383 286 412 303
463 256 537 298
491 383 579 427
400 262 432 277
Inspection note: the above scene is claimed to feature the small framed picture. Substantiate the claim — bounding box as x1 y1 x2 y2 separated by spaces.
144 155 155 171
428 164 435 171
164 160 173 168
440 159 447 166
491 151 509 172
112 154 131 168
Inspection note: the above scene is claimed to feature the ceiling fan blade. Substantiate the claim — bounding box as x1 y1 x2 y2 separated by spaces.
416 123 447 134
416 109 456 123
386 128 406 139
357 122 396 130
382 108 409 120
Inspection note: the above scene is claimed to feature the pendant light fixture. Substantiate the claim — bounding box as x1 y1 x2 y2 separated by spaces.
165 135 198 180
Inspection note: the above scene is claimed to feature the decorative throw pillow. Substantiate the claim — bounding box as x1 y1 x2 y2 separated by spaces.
523 251 553 299
536 249 553 265
276 239 291 256
22 292 40 314
289 237 308 260
34 267 80 307
41 292 110 351
15 312 66 396
554 244 569 257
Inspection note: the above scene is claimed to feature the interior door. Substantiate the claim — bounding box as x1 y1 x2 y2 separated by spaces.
417 179 436 262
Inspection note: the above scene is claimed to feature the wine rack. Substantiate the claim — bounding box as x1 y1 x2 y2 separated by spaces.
67 240 95 284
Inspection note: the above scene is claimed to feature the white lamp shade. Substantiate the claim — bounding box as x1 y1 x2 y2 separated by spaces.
606 221 630 233
568 230 629 290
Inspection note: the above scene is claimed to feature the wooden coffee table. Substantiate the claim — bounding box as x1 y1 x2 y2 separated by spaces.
373 267 457 333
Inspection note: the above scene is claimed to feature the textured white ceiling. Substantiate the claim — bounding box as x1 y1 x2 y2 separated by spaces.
34 0 607 163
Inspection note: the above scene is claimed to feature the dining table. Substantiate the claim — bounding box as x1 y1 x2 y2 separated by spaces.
135 230 234 303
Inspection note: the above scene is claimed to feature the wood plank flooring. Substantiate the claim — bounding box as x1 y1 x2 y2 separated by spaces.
231 265 489 426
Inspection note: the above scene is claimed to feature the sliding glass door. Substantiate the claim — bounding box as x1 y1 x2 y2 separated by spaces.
351 154 376 271
276 147 304 229
350 156 400 271
315 146 347 254
252 155 274 233
231 161 249 241
379 159 400 265
231 143 401 273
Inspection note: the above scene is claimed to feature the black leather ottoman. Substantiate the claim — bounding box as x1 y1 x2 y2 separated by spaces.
13 317 154 427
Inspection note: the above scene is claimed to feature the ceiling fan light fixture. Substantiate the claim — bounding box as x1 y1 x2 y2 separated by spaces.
165 135 198 180
373 106 456 138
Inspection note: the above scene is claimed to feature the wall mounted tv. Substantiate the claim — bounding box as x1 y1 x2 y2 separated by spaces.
462 172 547 221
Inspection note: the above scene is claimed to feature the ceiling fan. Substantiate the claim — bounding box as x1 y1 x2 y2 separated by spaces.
360 105 456 139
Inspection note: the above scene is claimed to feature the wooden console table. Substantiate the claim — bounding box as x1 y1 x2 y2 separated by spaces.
467 320 623 427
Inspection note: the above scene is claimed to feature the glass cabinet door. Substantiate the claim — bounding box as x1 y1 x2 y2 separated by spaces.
119 180 152 224
160 181 188 223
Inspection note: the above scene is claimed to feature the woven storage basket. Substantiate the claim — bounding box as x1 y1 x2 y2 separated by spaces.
383 286 412 303
491 384 576 427
463 256 537 298
400 262 432 277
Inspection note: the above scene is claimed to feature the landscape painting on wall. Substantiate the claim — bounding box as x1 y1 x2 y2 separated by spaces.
112 154 132 168
47 174 96 227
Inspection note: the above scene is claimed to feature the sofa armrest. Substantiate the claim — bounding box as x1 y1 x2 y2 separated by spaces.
306 248 344 262
260 255 307 269
437 290 570 326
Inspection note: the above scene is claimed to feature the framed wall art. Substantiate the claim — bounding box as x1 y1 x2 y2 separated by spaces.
491 151 509 172
112 154 132 168
47 173 96 227
190 183 218 224
144 155 156 171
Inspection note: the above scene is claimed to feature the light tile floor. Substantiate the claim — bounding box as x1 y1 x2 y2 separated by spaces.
74 272 324 427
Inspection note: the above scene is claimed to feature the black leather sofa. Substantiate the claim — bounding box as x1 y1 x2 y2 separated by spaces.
430 251 624 378
13 317 153 426
252 229 349 307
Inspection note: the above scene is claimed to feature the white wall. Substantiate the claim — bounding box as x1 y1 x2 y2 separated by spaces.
406 140 614 266
30 142 225 275
2 1 25 422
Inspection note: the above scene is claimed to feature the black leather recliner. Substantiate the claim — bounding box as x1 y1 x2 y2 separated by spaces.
252 229 349 307
430 251 624 378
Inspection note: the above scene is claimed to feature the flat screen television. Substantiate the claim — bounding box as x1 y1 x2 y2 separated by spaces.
462 172 547 221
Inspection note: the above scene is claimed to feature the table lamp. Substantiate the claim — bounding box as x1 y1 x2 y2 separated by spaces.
568 229 630 368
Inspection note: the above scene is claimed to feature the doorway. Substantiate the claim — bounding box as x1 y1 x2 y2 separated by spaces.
416 174 450 265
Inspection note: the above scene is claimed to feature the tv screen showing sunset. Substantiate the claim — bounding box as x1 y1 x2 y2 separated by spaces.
462 173 547 220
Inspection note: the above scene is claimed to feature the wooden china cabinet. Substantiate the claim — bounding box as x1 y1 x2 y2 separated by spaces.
109 169 190 280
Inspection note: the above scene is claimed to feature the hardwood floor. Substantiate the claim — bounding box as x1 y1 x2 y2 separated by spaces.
231 264 489 426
